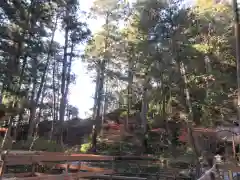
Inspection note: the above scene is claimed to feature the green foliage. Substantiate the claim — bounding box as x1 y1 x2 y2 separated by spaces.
0 0 90 145
33 139 63 152
98 142 134 155
119 109 136 118
80 142 91 153
0 0 238 155
12 138 63 152
84 0 238 129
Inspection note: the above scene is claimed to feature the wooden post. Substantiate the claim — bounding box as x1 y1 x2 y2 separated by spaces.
0 160 4 180
0 150 8 180
111 159 115 180
232 134 236 159
228 170 233 180
77 160 81 171
31 163 37 177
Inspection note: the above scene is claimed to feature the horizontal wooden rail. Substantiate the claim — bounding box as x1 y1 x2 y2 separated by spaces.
54 163 114 173
5 154 113 165
5 151 157 159
73 174 147 180
6 151 157 160
218 164 240 171
115 172 176 177
113 156 157 161
0 151 160 180
4 154 157 166
4 172 33 178
4 171 113 180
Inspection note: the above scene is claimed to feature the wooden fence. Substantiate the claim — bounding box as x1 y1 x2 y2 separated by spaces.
5 151 240 180
0 151 164 180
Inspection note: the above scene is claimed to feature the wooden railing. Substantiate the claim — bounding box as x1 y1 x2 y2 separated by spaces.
0 151 160 180
8 151 240 180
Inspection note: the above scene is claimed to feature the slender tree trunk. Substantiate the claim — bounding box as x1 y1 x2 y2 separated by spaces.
202 23 213 125
126 51 134 132
27 15 58 139
92 60 105 150
56 63 61 122
178 60 201 177
64 43 74 110
30 83 47 150
91 13 110 151
141 86 148 135
27 69 37 138
140 76 150 154
58 8 70 144
93 64 100 119
101 75 109 136
58 42 74 143
50 59 57 141
171 26 201 175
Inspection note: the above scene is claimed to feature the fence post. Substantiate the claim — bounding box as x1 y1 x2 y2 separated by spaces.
77 160 81 172
228 170 233 180
0 150 8 180
111 158 115 180
31 162 37 177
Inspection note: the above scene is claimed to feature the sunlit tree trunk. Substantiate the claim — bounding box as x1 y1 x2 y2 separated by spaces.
93 64 101 119
177 59 201 177
91 13 110 151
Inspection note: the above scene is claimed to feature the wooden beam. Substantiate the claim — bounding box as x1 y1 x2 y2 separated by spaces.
54 163 114 173
5 154 113 165
113 156 157 161
4 171 113 180
4 172 33 178
74 174 147 180
4 153 158 166
218 164 240 172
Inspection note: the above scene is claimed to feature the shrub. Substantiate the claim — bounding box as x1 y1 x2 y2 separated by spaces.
12 138 63 152
80 142 91 153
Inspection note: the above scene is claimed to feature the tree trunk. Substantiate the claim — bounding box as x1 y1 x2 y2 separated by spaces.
30 83 46 150
91 13 110 151
91 60 105 151
27 69 37 138
50 58 57 141
58 8 70 144
64 43 74 112
140 76 150 154
101 79 108 136
27 15 58 140
178 60 201 177
202 22 213 126
93 64 101 119
126 51 134 132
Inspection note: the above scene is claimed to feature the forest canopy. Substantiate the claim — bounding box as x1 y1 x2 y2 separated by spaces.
0 0 238 147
